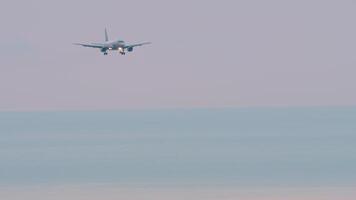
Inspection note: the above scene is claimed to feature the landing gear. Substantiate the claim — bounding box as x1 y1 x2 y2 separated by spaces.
101 48 108 55
118 47 126 55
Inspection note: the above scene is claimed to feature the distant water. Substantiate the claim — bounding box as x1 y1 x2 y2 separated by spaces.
0 107 355 187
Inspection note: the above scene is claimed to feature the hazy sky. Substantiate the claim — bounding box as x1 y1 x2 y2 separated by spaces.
0 0 355 111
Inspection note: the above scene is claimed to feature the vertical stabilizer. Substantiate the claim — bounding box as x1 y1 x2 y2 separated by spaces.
104 28 109 42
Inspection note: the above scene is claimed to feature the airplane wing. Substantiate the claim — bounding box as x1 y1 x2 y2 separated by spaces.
73 43 105 49
125 42 151 49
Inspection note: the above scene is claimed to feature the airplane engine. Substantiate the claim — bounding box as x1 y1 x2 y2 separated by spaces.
128 47 134 52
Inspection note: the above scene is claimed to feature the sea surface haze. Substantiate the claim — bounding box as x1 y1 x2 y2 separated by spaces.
0 107 355 187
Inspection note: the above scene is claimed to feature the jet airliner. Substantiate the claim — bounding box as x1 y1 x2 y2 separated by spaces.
74 29 151 55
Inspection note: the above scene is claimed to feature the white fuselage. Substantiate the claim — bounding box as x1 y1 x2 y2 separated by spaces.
93 40 126 53
92 40 125 50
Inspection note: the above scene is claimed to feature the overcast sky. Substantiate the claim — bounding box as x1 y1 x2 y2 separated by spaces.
0 0 355 111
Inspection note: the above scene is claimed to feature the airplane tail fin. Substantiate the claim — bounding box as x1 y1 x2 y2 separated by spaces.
105 28 109 42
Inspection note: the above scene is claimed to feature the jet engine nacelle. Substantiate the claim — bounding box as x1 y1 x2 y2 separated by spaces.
127 47 134 52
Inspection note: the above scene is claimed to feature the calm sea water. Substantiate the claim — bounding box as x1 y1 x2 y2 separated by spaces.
0 107 355 187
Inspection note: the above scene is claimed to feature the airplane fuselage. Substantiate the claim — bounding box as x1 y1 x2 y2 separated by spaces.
93 40 126 54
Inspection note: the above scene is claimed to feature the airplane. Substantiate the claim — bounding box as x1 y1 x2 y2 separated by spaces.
74 29 151 55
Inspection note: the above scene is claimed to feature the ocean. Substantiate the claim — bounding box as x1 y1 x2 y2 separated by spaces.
0 107 355 187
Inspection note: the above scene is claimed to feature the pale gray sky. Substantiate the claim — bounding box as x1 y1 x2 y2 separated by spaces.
0 0 355 111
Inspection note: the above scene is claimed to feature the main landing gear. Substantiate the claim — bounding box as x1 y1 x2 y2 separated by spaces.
103 52 108 55
118 47 126 55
